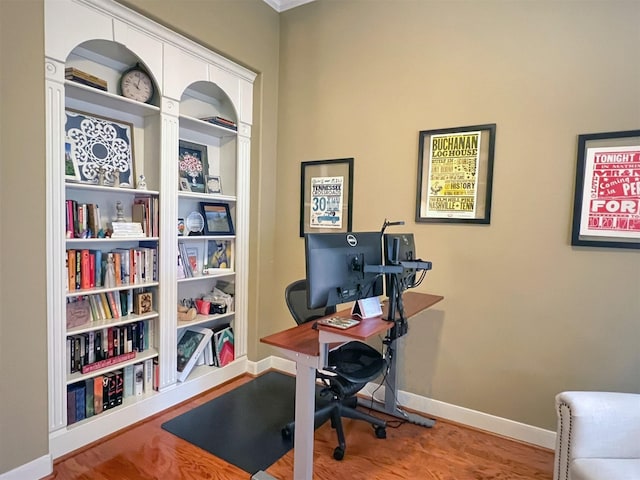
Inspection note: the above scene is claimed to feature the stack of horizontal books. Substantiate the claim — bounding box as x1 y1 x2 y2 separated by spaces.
199 115 237 131
65 67 107 91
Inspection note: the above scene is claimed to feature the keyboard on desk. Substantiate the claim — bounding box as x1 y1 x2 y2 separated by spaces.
317 316 360 330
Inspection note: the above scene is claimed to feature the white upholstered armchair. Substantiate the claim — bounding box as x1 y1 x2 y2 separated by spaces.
554 391 640 480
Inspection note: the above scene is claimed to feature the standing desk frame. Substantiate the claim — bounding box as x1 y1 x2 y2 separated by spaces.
260 291 443 480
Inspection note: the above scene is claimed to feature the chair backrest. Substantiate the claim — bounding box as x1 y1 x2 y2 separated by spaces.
285 279 336 325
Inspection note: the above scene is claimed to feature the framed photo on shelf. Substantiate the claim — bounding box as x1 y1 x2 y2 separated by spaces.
64 141 80 181
300 158 354 237
185 246 200 274
176 327 213 382
416 124 496 224
177 218 185 236
178 140 208 193
571 129 640 249
178 177 191 192
200 202 234 235
206 175 222 194
205 239 233 270
65 109 135 187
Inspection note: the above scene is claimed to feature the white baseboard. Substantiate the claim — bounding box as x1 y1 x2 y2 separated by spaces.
265 356 556 450
0 454 51 480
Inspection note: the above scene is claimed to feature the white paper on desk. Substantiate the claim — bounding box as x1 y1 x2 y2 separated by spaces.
351 297 382 319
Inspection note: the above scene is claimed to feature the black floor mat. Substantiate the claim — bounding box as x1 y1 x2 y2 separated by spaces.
162 371 319 475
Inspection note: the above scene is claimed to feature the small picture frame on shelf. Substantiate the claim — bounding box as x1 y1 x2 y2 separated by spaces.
64 141 80 181
179 177 191 192
200 202 234 235
178 140 208 193
186 246 200 275
205 239 233 270
177 218 185 236
206 175 222 194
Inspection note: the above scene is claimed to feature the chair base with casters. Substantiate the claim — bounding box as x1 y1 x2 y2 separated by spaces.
281 340 387 460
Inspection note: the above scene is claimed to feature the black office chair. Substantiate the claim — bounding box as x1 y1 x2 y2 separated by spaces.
282 279 387 460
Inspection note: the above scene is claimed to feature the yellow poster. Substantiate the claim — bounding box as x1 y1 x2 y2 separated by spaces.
425 132 481 218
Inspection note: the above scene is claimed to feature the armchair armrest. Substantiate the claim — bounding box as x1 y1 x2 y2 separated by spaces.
554 391 640 480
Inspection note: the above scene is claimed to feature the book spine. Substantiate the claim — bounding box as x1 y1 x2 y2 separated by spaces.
66 76 108 91
107 292 120 319
134 363 144 395
113 252 122 286
80 351 136 374
93 375 104 414
67 250 76 291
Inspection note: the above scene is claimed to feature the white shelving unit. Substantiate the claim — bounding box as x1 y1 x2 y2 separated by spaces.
45 0 255 458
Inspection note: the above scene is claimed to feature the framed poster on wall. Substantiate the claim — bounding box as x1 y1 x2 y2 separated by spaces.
416 124 496 224
300 158 354 237
571 129 640 249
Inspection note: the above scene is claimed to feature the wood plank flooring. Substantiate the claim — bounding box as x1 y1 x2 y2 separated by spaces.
48 373 554 480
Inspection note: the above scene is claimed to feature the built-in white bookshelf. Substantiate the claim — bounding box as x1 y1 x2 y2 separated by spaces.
45 0 254 458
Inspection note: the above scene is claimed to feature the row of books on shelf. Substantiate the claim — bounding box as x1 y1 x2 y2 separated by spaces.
66 319 153 375
65 195 158 239
177 325 234 382
66 245 157 292
67 359 157 425
66 289 153 328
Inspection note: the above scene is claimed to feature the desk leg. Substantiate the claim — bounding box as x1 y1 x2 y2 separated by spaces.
358 338 436 428
294 362 317 480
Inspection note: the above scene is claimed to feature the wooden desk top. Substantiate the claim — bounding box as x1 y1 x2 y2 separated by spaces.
260 291 443 357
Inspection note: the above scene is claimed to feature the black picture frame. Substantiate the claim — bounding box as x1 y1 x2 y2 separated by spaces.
179 140 208 193
300 158 354 237
65 109 135 187
200 202 234 235
416 124 496 224
571 129 640 249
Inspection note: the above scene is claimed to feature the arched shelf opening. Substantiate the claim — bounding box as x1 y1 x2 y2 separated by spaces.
65 39 161 109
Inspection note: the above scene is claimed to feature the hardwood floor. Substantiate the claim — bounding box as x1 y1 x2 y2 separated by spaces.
48 373 554 480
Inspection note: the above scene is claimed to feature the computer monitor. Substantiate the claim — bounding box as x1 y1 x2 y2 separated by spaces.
305 231 384 309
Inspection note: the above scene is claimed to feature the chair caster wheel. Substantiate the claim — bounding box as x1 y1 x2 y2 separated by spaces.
375 426 387 439
281 427 293 440
333 446 345 460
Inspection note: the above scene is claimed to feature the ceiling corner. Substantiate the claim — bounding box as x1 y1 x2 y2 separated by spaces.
264 0 316 13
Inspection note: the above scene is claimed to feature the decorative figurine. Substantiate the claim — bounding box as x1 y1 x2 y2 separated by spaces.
115 201 126 222
137 174 147 190
104 255 116 288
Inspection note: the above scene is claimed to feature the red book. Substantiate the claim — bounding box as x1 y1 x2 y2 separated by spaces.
88 253 95 288
107 327 114 358
93 376 103 414
80 250 91 289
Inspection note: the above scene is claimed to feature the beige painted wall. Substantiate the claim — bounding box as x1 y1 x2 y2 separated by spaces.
0 0 49 474
2 0 639 475
274 0 640 430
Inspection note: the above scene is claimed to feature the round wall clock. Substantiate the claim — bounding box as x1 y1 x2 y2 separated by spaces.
119 63 154 103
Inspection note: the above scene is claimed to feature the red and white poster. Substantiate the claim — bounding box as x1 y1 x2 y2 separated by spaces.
580 145 640 238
